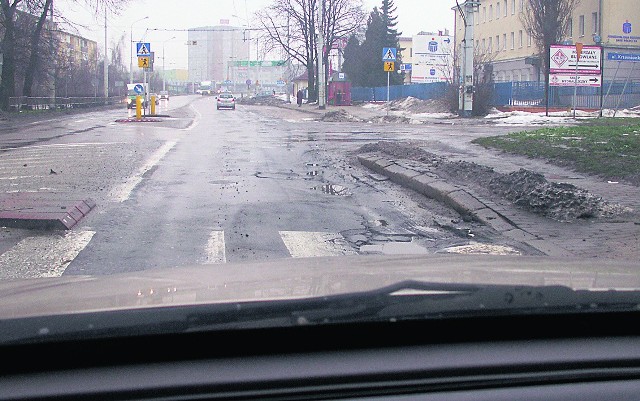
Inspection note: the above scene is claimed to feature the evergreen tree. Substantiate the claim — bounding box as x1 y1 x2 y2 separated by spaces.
380 0 404 85
341 34 364 86
341 2 405 88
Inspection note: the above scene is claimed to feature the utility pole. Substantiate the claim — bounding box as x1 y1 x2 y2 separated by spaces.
459 1 479 117
104 6 109 102
317 1 326 109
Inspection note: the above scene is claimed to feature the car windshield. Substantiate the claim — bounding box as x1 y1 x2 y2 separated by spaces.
0 0 639 345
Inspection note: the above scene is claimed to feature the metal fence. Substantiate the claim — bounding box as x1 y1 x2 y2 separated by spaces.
351 82 448 103
351 80 640 110
494 80 640 109
9 96 123 111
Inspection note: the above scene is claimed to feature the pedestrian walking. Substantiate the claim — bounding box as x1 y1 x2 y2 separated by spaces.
296 89 304 107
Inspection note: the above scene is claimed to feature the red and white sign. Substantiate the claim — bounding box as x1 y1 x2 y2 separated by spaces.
549 73 602 87
549 45 601 74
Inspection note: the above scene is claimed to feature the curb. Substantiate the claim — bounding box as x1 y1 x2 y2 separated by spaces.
357 154 571 257
0 194 96 230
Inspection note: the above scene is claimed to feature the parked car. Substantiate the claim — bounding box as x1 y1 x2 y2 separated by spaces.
216 92 236 110
159 91 169 100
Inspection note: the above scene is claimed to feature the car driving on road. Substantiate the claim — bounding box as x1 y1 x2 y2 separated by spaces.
216 92 236 110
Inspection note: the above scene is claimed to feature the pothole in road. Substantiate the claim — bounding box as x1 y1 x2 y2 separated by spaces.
438 242 521 256
311 184 350 196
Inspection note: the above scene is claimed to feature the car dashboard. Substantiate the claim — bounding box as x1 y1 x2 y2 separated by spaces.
2 309 640 401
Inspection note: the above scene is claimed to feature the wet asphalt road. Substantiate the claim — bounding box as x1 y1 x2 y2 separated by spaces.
0 96 525 278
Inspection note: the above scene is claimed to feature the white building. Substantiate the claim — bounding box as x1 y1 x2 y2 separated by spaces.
187 22 250 83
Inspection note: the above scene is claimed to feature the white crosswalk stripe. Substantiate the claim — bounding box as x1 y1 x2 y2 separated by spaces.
279 231 357 258
0 230 359 279
0 230 95 280
205 230 226 264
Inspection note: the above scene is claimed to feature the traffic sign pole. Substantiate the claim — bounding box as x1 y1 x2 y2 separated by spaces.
573 43 582 119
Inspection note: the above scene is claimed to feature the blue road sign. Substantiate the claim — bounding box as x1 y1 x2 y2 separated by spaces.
133 84 144 94
382 47 397 61
136 42 151 56
400 63 412 71
608 52 640 62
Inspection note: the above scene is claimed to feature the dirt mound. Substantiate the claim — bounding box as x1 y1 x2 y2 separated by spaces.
368 115 412 124
320 109 363 122
237 96 288 106
358 141 628 222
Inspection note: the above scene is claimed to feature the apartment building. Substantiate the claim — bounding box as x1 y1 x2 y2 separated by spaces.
187 22 250 83
454 0 640 82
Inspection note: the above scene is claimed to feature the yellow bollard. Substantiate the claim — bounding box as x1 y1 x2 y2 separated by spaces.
136 95 142 120
150 95 156 115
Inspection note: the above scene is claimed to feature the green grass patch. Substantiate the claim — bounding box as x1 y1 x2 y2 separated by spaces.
472 120 640 184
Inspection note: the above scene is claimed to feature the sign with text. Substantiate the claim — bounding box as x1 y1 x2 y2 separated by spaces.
549 45 601 74
549 73 602 87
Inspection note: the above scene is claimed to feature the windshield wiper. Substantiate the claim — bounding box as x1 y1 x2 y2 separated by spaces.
3 281 640 344
184 280 640 330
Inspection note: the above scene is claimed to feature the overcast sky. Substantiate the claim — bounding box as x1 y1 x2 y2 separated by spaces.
60 0 456 70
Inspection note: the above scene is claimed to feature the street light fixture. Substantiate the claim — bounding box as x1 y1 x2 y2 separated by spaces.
130 16 149 84
162 36 176 91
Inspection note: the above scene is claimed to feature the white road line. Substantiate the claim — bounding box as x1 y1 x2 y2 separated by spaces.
184 104 201 131
205 230 226 264
109 141 177 202
1 142 124 152
0 230 95 280
279 231 357 258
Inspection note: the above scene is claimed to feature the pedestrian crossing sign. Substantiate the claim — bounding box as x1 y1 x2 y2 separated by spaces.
382 47 397 61
138 56 150 68
136 42 151 56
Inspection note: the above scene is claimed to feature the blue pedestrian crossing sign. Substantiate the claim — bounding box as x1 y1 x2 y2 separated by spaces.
136 42 151 57
382 47 397 61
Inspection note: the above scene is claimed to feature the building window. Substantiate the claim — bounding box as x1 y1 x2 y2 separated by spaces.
511 0 515 14
519 0 524 12
488 37 493 53
496 3 500 19
579 15 585 36
489 5 493 21
503 33 507 50
527 31 532 47
568 17 573 37
496 35 500 52
592 12 598 34
519 30 523 47
483 6 486 22
504 0 507 16
510 32 515 49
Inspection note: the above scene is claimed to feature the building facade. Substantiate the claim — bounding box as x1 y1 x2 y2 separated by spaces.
187 23 250 83
454 0 640 82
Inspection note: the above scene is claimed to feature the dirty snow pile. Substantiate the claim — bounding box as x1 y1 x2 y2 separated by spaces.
357 141 628 222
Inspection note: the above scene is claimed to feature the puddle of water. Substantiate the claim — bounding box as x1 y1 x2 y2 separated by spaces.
312 184 350 196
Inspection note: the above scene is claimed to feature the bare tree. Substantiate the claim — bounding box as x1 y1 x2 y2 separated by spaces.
0 0 128 110
520 0 580 114
255 0 364 101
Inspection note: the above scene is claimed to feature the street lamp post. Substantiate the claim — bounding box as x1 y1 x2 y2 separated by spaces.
130 16 149 84
162 36 176 91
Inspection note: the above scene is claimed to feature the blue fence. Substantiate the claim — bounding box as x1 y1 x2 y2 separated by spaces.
351 82 448 102
352 80 640 109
